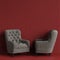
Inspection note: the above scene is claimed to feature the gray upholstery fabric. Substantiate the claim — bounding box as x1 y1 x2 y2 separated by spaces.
5 29 30 54
35 30 58 53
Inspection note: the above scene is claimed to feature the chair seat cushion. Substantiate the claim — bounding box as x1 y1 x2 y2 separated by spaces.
14 42 28 49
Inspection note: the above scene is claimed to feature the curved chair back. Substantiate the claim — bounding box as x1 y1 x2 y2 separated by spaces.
48 30 58 53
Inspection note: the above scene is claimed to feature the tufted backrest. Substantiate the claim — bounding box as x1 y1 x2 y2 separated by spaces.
5 29 22 43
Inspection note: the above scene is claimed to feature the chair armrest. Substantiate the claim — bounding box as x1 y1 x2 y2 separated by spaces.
35 40 48 44
35 39 48 43
6 41 14 52
19 39 30 47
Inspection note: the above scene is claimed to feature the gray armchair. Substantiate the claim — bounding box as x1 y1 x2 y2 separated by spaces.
35 30 58 54
5 29 30 54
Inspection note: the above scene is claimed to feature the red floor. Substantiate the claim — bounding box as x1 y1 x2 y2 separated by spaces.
0 54 60 60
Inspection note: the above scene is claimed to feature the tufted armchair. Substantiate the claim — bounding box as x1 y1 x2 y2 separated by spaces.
5 29 30 54
35 30 58 54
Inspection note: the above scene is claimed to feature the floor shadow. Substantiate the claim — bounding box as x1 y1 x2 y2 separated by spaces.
0 31 7 55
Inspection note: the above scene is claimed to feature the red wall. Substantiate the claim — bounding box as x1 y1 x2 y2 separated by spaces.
0 0 60 55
